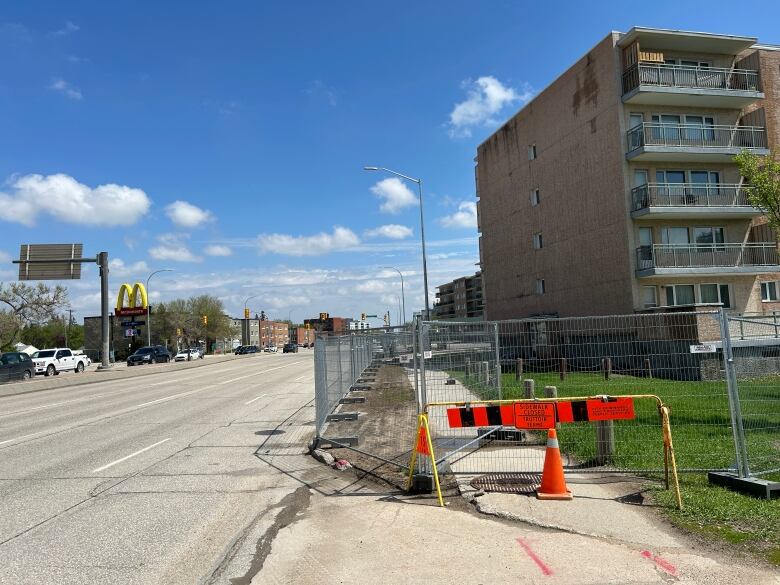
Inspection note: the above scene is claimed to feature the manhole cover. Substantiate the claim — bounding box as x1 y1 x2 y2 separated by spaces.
471 473 541 494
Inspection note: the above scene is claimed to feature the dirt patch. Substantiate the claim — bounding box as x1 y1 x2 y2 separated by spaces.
321 364 457 493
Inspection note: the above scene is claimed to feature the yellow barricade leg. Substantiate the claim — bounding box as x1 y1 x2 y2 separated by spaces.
406 414 445 508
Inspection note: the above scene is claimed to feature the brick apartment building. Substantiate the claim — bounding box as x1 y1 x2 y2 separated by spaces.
290 326 316 345
303 316 351 335
477 27 780 320
260 320 289 347
432 271 485 320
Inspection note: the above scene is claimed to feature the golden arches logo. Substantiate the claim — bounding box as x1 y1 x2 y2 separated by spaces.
115 282 148 315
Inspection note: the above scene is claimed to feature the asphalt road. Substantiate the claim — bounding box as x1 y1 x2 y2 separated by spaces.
0 352 316 584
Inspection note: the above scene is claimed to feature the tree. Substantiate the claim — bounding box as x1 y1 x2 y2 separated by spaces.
735 150 780 234
0 282 68 350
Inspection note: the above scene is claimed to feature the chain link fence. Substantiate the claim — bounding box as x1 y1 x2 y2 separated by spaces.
313 311 778 485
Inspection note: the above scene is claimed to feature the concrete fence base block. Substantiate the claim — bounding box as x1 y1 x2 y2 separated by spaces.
339 396 366 404
326 412 359 422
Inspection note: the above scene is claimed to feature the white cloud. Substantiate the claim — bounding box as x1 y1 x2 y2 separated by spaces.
204 244 232 257
0 173 150 227
440 201 477 229
355 280 389 294
148 233 201 263
448 76 532 138
0 250 10 264
49 78 82 100
365 224 413 240
165 200 214 228
257 226 360 257
108 258 150 277
370 178 418 214
51 21 79 36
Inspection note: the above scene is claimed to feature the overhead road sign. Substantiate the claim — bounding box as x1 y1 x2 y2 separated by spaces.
17 243 84 280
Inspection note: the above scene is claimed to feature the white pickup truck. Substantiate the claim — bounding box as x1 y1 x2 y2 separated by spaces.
32 348 89 376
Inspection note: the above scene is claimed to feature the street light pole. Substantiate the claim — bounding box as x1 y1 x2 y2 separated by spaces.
243 294 261 346
383 266 406 325
146 269 174 346
365 166 430 320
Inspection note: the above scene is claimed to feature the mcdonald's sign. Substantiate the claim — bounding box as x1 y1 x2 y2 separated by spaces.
115 282 149 316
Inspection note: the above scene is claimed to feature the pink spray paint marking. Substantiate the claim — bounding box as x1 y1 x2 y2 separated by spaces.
641 550 679 576
516 537 554 576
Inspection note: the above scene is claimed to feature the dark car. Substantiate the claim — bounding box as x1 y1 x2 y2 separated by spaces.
127 346 171 366
234 345 247 355
0 352 34 383
244 345 259 354
282 343 298 354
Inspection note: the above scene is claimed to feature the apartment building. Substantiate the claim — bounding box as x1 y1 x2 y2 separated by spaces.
477 27 780 319
260 320 289 347
433 271 485 320
232 317 261 346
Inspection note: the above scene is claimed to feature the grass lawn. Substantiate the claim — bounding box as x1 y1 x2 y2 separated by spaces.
452 368 780 564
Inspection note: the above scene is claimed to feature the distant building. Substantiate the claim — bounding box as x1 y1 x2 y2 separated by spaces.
433 272 484 320
290 326 316 345
349 321 371 330
303 316 351 335
260 321 289 347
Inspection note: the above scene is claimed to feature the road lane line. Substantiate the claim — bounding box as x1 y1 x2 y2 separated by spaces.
92 438 171 473
134 389 202 408
148 378 181 387
244 394 267 405
0 431 47 446
218 361 307 385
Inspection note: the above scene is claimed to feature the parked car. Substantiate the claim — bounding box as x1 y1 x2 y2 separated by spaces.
246 345 259 354
127 346 171 366
174 348 203 361
32 348 89 376
0 352 35 383
282 343 298 353
264 345 278 353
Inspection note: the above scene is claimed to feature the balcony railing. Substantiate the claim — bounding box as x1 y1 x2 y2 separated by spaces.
622 63 761 95
636 243 779 271
631 183 753 211
627 123 767 152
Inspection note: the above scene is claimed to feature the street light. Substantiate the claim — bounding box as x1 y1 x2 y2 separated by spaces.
365 166 430 320
146 269 174 346
383 266 406 325
243 294 262 346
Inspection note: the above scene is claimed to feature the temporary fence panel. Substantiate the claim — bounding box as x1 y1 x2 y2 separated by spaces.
724 314 780 477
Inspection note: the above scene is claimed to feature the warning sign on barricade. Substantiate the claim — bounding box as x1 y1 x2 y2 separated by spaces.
556 397 636 423
514 402 556 429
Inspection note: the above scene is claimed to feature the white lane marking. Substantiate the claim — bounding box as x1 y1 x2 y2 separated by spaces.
0 393 111 418
218 361 306 386
92 438 171 473
134 389 203 408
244 394 267 405
0 431 47 446
148 378 181 387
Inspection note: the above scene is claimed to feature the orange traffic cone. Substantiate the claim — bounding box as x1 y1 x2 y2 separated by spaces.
536 428 573 500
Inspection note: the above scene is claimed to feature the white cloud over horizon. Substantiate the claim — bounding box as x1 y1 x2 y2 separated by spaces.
0 173 151 227
257 226 360 256
439 201 478 229
204 244 232 257
108 258 150 277
165 200 214 228
448 76 533 138
51 21 79 36
364 224 413 240
49 78 82 100
148 233 201 263
370 178 418 214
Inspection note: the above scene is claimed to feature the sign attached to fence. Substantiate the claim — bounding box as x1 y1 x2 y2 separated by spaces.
556 398 636 423
514 402 556 429
689 343 717 354
423 350 433 359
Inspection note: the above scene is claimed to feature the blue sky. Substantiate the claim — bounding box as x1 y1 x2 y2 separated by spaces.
2 1 780 323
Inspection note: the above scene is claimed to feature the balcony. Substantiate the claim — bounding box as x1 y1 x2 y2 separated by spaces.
626 123 768 162
636 243 780 277
631 183 760 219
622 63 763 108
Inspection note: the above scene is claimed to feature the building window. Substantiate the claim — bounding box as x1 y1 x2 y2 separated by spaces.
694 226 725 249
642 286 657 309
761 281 779 302
535 279 545 295
528 144 537 160
531 189 540 206
700 283 731 308
665 284 695 306
533 232 543 249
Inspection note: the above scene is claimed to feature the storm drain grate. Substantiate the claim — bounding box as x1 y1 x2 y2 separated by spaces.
471 473 541 494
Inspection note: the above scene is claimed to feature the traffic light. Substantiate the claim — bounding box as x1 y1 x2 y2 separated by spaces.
176 328 182 337
305 323 311 330
319 312 329 321
202 315 208 326
361 313 366 321
244 307 250 319
383 312 390 326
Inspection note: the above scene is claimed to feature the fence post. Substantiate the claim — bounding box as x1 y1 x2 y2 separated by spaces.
559 358 567 381
602 357 612 380
413 316 421 413
644 358 653 379
523 379 535 399
516 358 523 381
595 421 615 465
418 319 428 412
718 308 751 478
494 321 502 400
337 337 344 398
544 386 559 429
